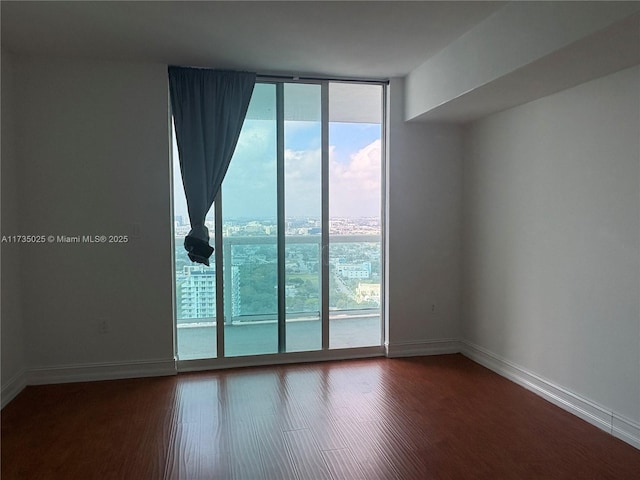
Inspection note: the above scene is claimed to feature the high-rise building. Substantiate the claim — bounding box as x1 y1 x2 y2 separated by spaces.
180 265 215 319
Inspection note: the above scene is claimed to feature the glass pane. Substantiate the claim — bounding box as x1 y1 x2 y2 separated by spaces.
284 83 322 353
328 83 383 349
223 83 278 357
173 125 217 360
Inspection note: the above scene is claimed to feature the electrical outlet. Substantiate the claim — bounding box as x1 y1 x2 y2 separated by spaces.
431 304 436 313
99 319 110 334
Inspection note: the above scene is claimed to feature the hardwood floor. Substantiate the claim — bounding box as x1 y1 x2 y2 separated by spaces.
2 354 639 479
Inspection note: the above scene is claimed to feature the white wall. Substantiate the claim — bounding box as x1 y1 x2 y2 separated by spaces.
386 78 462 355
13 56 175 380
4 60 465 385
405 2 640 122
1 50 27 405
462 66 640 423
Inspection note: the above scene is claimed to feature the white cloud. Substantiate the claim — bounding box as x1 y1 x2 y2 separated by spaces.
329 139 382 218
174 131 382 221
284 148 321 217
282 139 382 219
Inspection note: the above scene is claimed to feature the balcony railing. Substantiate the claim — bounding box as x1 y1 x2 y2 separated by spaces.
177 307 380 329
176 234 381 324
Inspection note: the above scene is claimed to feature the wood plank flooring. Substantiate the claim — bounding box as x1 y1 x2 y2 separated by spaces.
2 354 639 479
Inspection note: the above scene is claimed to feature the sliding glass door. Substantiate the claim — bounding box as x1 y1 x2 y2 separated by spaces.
222 83 279 357
328 83 383 349
283 83 323 353
174 80 383 361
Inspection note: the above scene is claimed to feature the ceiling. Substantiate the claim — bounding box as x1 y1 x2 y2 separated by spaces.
0 1 505 79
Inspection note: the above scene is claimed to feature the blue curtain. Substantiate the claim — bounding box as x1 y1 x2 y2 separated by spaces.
169 66 255 265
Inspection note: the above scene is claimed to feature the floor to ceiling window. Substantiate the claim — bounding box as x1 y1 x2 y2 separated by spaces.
173 79 384 362
222 83 279 357
328 83 383 349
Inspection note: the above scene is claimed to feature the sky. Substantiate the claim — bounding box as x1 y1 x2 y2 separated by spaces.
172 90 382 224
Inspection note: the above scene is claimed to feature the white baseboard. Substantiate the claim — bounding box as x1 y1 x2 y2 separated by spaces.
385 339 461 358
27 358 177 385
461 340 640 450
1 368 27 409
612 413 640 449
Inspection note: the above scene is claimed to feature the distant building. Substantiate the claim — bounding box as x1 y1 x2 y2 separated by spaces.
180 265 215 319
356 283 380 304
175 225 190 236
230 265 240 317
336 262 371 279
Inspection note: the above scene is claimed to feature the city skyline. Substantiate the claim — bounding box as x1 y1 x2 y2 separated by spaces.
173 216 381 237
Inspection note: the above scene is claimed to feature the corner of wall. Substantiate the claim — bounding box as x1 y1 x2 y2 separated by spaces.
1 49 27 408
459 66 640 449
386 77 464 353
